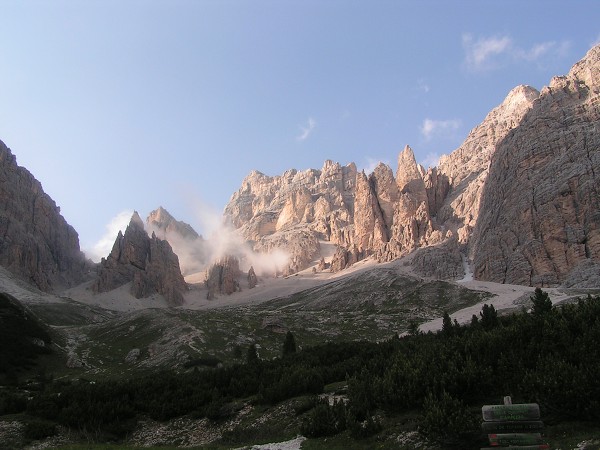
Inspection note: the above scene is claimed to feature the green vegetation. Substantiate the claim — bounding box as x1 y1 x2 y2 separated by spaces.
2 291 600 448
0 292 53 384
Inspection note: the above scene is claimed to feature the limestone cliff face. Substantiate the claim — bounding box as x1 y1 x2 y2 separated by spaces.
93 212 188 306
470 45 600 286
378 146 435 261
224 160 357 274
353 170 387 255
435 85 540 243
0 140 89 291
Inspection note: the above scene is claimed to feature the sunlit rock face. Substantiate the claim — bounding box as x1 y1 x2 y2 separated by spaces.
224 45 600 286
0 140 90 291
224 161 357 275
93 212 188 306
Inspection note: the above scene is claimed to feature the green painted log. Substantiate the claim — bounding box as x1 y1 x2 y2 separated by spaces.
488 432 543 446
480 446 549 450
482 403 540 421
481 420 544 433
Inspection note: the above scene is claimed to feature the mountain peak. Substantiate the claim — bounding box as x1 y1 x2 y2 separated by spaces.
568 43 600 88
147 206 175 226
501 85 540 112
129 211 145 230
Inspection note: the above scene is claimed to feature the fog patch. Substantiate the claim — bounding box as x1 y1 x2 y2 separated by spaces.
85 210 133 262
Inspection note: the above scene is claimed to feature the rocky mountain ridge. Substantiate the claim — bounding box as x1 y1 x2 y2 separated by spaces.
93 212 188 306
0 45 598 301
224 45 600 287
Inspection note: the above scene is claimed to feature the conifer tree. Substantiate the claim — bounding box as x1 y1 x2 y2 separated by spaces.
531 287 552 315
282 331 297 356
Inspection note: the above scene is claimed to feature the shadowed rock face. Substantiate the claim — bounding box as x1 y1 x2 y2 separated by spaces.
0 140 90 291
93 212 188 306
470 45 600 286
205 255 241 299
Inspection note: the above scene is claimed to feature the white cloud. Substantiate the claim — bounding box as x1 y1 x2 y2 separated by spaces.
189 197 290 277
462 34 570 71
515 40 570 61
420 118 462 141
297 117 316 141
463 34 512 71
85 210 133 262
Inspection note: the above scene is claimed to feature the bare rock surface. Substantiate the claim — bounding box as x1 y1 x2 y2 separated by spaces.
410 239 464 280
205 255 241 298
562 260 600 288
93 212 188 306
0 140 90 291
224 160 357 273
471 45 600 286
435 85 540 243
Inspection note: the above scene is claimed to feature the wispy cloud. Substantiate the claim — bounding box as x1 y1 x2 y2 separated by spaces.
297 117 316 141
420 118 462 141
85 210 133 262
462 34 512 71
417 78 430 93
462 33 570 71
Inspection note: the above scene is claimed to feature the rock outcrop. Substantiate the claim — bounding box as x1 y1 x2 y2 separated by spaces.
205 256 241 299
247 266 258 289
470 45 600 285
146 207 206 275
0 140 90 291
410 239 464 281
93 212 188 306
224 160 357 274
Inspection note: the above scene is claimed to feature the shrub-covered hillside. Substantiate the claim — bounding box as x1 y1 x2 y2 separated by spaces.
2 290 599 448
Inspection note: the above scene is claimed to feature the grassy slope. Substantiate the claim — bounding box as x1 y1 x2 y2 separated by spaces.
36 271 489 379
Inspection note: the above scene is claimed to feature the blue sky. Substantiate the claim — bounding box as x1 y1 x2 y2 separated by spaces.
0 0 599 260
